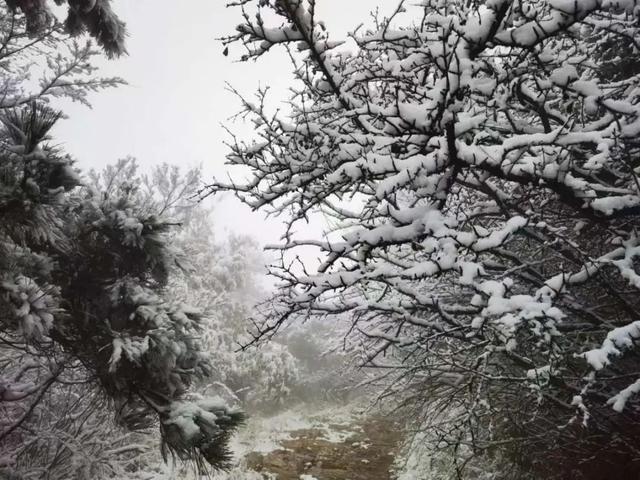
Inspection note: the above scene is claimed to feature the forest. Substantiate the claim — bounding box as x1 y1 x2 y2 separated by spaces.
1 1 640 479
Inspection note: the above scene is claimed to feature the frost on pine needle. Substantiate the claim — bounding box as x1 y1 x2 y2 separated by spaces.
0 107 243 474
4 0 127 57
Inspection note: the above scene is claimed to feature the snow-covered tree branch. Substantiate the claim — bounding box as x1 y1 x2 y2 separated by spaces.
215 1 640 477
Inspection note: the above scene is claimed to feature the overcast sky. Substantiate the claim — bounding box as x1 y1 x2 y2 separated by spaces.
52 0 388 247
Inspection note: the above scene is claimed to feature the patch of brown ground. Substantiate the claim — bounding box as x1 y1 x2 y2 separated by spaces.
245 415 402 480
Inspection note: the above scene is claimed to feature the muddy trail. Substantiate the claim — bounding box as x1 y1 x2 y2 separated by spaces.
242 413 403 480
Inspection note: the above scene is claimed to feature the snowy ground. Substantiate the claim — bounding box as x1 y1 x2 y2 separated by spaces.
211 404 402 480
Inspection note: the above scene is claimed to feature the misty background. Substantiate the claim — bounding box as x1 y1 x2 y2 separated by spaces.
52 0 391 245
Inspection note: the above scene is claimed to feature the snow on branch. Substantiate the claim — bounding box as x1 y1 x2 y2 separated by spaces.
217 0 640 475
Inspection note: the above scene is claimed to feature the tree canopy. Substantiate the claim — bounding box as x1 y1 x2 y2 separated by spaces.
215 1 640 478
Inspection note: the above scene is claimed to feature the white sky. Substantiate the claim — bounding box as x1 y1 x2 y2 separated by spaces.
52 0 389 248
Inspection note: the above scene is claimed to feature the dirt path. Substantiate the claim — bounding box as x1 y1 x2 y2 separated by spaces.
243 414 403 480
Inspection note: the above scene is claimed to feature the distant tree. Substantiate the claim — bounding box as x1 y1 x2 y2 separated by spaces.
216 1 640 478
170 203 303 412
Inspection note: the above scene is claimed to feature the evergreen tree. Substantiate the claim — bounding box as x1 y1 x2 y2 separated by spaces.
0 5 243 476
0 102 244 478
4 0 126 57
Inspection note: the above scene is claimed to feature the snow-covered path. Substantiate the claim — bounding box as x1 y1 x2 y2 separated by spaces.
215 405 403 480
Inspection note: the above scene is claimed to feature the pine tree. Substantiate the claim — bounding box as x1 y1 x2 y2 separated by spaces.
4 0 126 57
0 5 243 475
0 102 245 478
